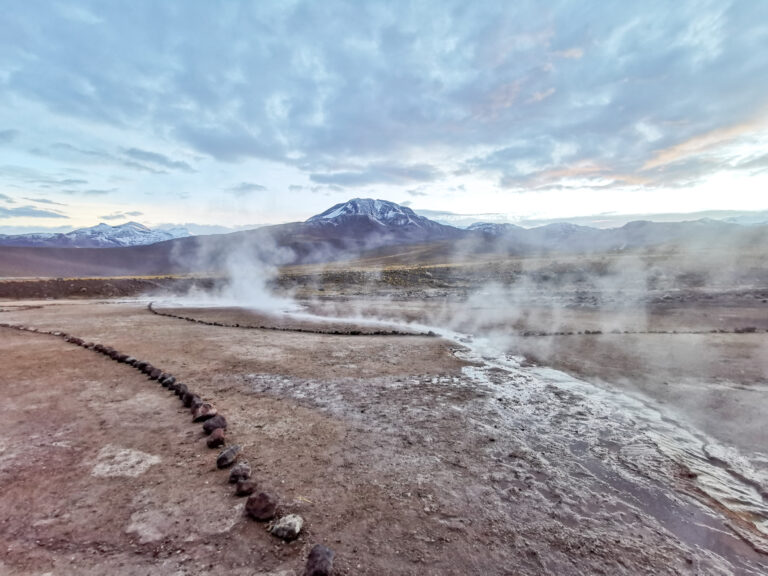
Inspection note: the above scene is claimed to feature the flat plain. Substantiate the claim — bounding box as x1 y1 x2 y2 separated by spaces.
2 251 768 575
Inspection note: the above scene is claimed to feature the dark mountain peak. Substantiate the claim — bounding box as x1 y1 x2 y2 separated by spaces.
307 198 438 229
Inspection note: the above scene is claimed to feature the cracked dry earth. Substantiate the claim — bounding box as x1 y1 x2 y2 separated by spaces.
1 299 767 575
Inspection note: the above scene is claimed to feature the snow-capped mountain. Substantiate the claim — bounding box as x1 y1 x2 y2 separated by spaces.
0 221 190 248
467 222 523 234
304 198 458 244
307 198 445 231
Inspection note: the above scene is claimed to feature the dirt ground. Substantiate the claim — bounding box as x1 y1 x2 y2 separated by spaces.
1 297 768 575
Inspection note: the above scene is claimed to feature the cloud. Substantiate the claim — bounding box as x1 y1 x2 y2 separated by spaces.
123 148 194 172
553 47 584 59
39 143 169 174
100 210 143 220
643 115 768 171
0 129 19 144
227 182 267 196
310 163 441 187
22 197 67 206
0 193 15 203
61 188 117 196
1 0 768 208
527 88 556 104
0 205 68 218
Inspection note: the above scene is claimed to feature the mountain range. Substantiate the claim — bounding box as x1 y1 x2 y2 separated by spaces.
0 221 189 248
0 198 766 277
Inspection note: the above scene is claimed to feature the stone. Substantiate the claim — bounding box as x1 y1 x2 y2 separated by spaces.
149 368 162 380
182 390 196 407
188 395 204 411
136 361 148 371
244 492 277 521
141 363 154 374
117 354 129 363
216 445 240 468
207 428 226 448
270 514 303 541
124 357 136 365
108 350 120 360
303 544 335 576
192 403 217 422
229 461 250 484
235 480 256 496
202 414 227 435
160 375 175 388
176 383 189 398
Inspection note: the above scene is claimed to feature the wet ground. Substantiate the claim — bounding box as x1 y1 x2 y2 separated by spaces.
1 298 767 575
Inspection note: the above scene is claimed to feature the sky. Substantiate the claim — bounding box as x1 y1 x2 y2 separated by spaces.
1 0 768 234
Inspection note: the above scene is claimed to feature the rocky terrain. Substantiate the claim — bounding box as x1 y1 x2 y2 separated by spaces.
1 290 767 574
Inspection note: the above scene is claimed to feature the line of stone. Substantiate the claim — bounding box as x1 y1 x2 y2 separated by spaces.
147 302 438 338
0 321 335 576
518 327 766 337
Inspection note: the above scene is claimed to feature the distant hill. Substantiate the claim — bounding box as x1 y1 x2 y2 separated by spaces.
0 221 189 248
1 198 767 278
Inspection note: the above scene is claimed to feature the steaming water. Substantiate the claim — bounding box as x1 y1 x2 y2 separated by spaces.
161 292 768 567
454 336 768 552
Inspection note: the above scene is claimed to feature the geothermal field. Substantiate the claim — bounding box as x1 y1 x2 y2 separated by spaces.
1 248 767 576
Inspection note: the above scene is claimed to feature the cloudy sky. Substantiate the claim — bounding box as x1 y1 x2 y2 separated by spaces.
1 0 767 233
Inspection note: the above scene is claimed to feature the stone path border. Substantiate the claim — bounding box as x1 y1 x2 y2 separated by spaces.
0 321 335 576
148 301 437 337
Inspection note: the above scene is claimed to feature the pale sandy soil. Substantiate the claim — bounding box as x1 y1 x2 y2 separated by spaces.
1 299 767 575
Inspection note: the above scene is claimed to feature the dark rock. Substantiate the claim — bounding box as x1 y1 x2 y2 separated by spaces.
244 492 277 521
270 514 303 541
229 461 250 483
188 395 204 411
303 544 335 576
207 428 226 448
175 383 188 397
235 480 256 496
217 445 240 468
108 350 120 360
124 356 136 365
182 390 197 407
116 353 129 363
141 364 154 375
149 368 162 380
202 414 227 435
136 361 148 371
192 403 217 422
160 375 175 388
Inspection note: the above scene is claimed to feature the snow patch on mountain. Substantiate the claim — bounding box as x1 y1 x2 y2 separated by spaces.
0 221 190 248
307 198 441 229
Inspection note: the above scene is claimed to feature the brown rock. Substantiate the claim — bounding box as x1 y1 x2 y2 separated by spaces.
182 392 199 408
216 445 240 468
202 414 227 435
235 480 256 496
229 461 250 483
207 428 226 448
192 403 217 422
244 492 277 521
303 544 335 576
